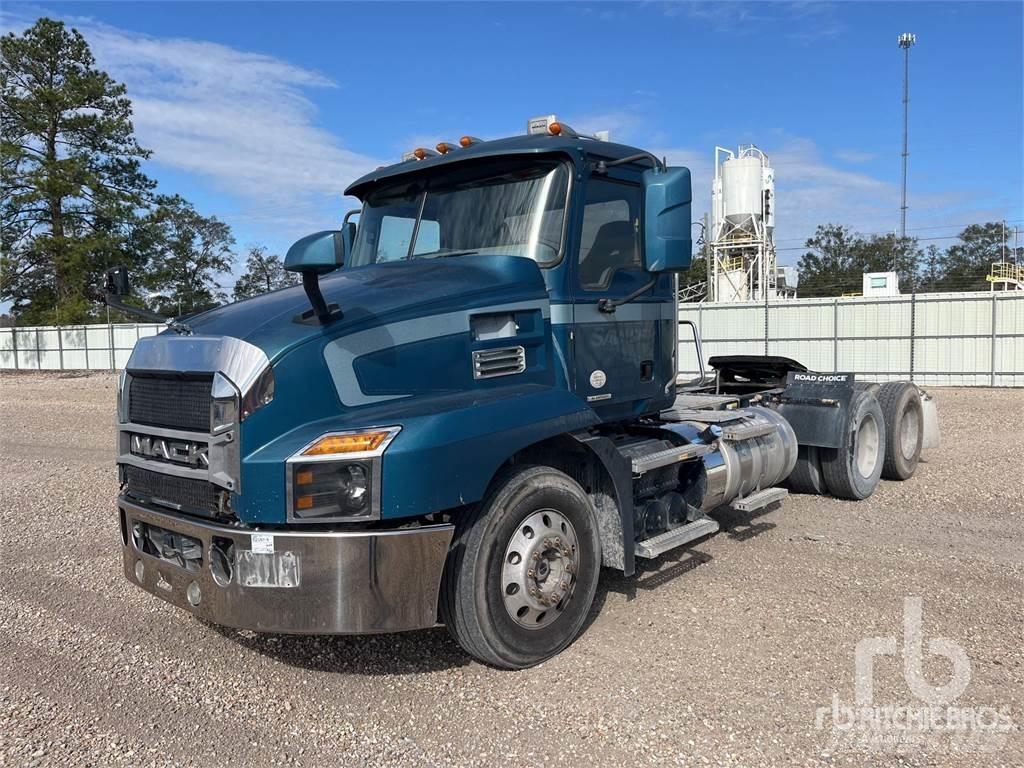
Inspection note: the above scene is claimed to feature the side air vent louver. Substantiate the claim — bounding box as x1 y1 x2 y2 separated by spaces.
472 346 526 380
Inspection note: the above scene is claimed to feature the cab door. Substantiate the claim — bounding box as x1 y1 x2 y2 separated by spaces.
571 172 665 420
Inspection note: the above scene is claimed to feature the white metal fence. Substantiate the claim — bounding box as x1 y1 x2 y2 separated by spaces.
678 291 1024 387
2 292 1023 386
0 323 163 371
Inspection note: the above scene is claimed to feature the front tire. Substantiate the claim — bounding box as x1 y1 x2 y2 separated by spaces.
440 465 601 669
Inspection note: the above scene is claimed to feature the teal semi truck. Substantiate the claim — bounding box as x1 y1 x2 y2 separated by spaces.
107 117 937 669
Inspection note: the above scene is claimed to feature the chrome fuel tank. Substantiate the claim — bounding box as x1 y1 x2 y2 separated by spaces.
669 407 798 511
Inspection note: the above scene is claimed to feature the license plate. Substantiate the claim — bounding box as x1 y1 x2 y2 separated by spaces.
235 550 300 588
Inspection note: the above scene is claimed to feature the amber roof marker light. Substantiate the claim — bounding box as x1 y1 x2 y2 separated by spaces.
459 136 482 148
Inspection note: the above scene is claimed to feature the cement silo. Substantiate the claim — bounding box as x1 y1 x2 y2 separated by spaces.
710 145 779 302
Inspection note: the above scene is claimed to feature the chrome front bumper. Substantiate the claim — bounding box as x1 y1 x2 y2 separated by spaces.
119 499 454 634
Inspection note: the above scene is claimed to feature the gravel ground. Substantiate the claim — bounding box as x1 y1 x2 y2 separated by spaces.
1 372 1021 767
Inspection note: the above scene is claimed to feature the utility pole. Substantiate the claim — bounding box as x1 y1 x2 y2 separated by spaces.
898 33 916 239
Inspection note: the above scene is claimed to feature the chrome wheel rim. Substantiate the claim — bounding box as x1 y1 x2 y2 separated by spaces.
855 414 881 478
900 407 920 460
501 509 579 630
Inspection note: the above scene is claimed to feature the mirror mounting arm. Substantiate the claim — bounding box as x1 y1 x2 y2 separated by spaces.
597 277 658 314
301 272 342 324
593 153 666 175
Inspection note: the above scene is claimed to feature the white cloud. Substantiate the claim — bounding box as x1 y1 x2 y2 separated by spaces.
835 149 878 164
2 10 384 242
84 20 382 202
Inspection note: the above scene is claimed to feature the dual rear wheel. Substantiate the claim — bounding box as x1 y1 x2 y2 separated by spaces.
786 382 924 499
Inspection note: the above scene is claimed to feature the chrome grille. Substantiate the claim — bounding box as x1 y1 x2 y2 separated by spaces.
472 346 527 379
129 375 212 433
124 465 221 518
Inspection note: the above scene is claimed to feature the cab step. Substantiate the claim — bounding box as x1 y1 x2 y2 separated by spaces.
720 421 777 441
630 443 711 475
634 517 720 559
730 486 788 512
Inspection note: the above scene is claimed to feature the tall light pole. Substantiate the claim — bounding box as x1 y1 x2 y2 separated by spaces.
898 33 916 240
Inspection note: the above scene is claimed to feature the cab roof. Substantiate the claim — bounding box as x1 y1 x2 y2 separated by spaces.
344 133 656 199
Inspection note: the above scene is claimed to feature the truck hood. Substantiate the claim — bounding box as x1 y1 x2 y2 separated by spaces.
182 254 549 362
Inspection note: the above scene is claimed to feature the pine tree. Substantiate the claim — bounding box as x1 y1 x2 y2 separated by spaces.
1 18 155 324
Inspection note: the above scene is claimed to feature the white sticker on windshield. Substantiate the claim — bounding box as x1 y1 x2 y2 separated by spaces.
251 533 275 554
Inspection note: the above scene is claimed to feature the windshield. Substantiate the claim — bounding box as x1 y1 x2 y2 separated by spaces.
349 159 570 267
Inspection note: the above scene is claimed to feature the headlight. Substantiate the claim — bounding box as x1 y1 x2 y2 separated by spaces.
287 427 400 522
291 461 373 519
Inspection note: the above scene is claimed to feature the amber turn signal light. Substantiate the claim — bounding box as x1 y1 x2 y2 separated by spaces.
301 431 393 456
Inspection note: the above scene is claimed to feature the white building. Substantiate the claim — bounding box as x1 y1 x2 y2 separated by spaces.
862 271 900 297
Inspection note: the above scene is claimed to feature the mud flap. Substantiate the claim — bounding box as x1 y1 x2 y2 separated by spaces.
920 391 940 450
775 372 857 450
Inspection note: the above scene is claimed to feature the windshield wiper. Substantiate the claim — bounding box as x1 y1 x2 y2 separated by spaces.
433 250 479 259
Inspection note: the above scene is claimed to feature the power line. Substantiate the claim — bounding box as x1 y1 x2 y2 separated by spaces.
775 233 1001 253
771 218 1024 246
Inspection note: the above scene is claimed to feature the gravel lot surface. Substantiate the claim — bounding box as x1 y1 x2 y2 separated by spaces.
1 372 1021 767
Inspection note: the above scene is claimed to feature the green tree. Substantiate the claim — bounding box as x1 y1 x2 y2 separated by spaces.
1 18 154 324
935 222 1014 292
140 195 234 316
917 244 945 293
850 233 920 293
796 224 920 297
795 224 860 297
232 245 298 300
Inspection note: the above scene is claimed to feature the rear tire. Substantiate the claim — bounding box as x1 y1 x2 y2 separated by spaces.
786 445 827 495
440 465 601 669
877 382 923 480
821 390 886 500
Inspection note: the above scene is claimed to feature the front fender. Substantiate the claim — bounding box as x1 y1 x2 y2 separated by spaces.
382 386 599 518
238 385 598 524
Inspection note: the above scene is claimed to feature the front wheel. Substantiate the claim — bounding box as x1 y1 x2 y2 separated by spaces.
440 465 602 669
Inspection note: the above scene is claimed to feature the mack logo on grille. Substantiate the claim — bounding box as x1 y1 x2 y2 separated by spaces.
131 434 209 468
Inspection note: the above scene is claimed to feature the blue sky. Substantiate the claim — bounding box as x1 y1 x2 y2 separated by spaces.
3 1 1023 292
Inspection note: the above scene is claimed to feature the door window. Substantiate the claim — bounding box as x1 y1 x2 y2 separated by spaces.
578 180 641 290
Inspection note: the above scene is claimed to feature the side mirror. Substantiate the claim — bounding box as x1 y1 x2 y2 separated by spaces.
642 167 692 272
104 266 131 296
284 228 350 275
284 224 355 324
